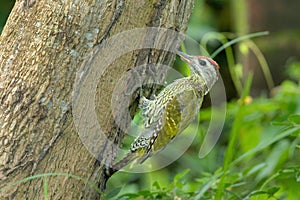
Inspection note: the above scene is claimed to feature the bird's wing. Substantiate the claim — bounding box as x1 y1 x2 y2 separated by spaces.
177 89 202 132
139 78 192 128
150 95 181 152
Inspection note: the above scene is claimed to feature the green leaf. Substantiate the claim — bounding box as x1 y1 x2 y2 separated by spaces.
173 169 190 189
106 186 122 199
266 187 280 196
137 190 153 197
248 190 268 196
271 121 292 126
152 181 161 190
288 115 300 125
246 187 279 199
174 169 190 183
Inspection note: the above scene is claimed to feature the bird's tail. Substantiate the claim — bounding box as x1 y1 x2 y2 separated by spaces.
107 150 151 176
107 152 139 175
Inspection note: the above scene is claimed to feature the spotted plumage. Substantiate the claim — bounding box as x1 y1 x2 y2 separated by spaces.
111 51 220 171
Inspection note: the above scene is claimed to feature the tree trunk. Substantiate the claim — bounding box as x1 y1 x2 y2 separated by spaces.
0 0 194 199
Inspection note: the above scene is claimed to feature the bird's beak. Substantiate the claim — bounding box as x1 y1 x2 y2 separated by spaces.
175 50 192 64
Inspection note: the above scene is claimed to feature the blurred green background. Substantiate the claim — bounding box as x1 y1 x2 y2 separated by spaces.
1 0 300 199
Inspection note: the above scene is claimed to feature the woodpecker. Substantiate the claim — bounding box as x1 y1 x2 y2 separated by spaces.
110 50 220 173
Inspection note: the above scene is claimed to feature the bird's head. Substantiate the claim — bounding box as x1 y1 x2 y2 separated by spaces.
176 50 220 89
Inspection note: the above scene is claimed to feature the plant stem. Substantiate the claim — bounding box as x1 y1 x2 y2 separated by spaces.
215 73 253 199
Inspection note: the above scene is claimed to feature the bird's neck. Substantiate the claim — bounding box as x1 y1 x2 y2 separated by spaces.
189 71 216 95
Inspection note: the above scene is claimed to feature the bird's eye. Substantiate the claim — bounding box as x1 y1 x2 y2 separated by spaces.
199 59 207 66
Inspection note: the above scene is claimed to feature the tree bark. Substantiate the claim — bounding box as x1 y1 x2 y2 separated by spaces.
0 0 194 199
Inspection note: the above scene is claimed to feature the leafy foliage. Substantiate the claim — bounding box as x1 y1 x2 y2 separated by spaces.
105 79 300 200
